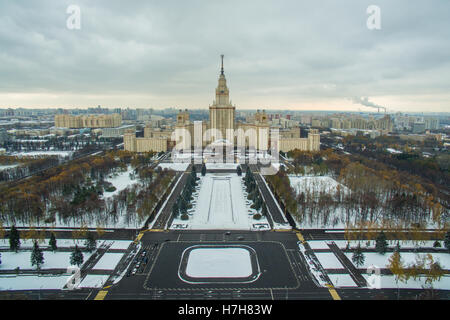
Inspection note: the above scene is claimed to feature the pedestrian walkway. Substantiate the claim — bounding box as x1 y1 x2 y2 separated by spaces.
327 242 367 287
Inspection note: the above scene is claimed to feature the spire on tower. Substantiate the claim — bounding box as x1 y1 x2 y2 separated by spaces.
220 54 224 75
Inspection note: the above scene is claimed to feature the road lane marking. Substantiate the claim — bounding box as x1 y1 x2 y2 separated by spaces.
94 290 108 300
295 231 305 243
134 232 144 244
326 284 341 300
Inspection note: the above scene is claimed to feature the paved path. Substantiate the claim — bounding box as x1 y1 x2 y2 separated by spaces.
249 165 288 227
327 241 367 287
152 165 192 230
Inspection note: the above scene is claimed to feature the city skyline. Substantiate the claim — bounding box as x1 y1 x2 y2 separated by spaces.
1 1 449 112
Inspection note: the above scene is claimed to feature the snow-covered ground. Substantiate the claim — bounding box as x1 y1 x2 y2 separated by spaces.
92 253 125 270
297 242 332 287
307 241 333 250
314 252 345 269
157 162 189 172
328 274 358 288
344 252 450 269
387 148 402 154
107 240 133 250
0 251 93 270
307 240 439 250
0 238 87 249
11 151 73 158
185 247 252 278
78 274 110 288
170 173 270 230
205 163 238 170
289 175 348 196
103 166 137 199
0 164 19 171
0 275 72 290
365 274 450 290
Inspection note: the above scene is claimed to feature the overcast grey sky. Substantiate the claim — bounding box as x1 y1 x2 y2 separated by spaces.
0 0 449 112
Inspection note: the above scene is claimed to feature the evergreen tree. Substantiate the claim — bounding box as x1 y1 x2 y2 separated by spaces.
9 225 20 252
179 197 188 214
70 245 84 266
201 163 206 176
254 194 262 211
261 203 268 216
352 243 365 268
189 173 196 187
49 233 57 252
444 230 450 252
172 200 180 218
84 233 97 253
237 166 242 176
375 231 388 255
31 241 44 270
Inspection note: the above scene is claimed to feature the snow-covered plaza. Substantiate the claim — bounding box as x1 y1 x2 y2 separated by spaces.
170 173 270 230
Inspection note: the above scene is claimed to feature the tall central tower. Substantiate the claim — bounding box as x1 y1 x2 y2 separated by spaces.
209 55 236 142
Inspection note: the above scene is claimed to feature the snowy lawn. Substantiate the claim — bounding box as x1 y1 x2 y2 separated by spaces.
103 166 137 199
0 275 72 290
107 240 133 250
364 274 450 290
307 241 332 250
0 164 19 171
78 274 110 288
185 248 252 278
157 162 189 171
335 240 438 250
92 253 125 270
328 274 358 288
314 252 345 269
345 252 450 269
309 240 439 251
0 238 86 249
289 175 348 196
0 251 93 270
11 151 73 158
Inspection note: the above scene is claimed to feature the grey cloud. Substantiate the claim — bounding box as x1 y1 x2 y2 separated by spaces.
0 0 449 111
